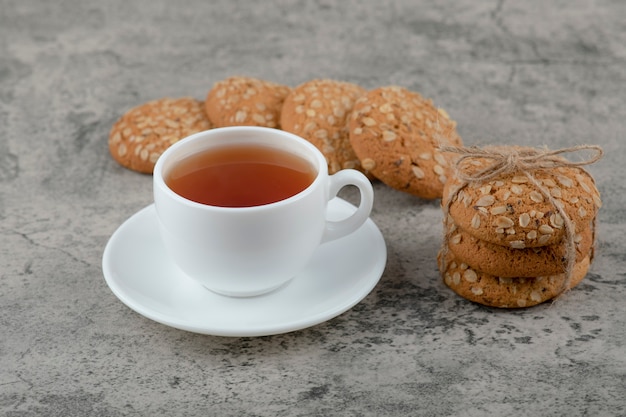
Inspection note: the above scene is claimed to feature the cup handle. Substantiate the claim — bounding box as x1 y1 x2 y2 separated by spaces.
321 169 374 243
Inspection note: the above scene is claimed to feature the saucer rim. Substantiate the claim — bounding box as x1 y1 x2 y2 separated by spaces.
102 199 387 337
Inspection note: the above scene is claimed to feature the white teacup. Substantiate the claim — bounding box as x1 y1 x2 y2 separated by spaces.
153 126 374 297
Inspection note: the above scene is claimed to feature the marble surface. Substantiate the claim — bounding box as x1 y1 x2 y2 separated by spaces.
1 0 625 415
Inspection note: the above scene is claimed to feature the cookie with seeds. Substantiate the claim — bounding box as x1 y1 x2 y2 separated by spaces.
348 86 462 199
438 249 590 308
443 155 601 248
445 216 594 278
280 79 367 174
205 76 291 128
109 97 213 174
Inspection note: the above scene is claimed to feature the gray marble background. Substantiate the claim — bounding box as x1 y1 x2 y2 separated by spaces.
1 0 625 415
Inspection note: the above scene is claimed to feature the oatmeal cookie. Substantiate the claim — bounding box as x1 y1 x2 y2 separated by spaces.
445 218 594 278
438 249 590 308
280 79 367 174
443 154 601 248
205 76 291 128
109 97 212 174
348 86 462 199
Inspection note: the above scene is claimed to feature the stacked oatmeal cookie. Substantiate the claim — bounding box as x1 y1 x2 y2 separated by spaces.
439 147 602 307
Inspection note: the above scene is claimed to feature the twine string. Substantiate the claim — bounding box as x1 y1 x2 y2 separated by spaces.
439 144 603 296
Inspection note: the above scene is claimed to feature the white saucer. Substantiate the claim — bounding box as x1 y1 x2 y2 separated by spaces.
102 198 387 337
